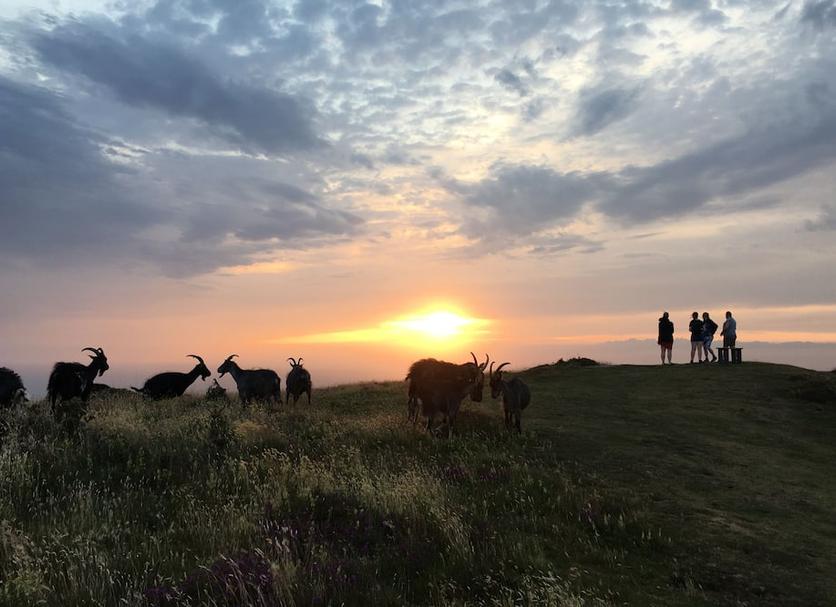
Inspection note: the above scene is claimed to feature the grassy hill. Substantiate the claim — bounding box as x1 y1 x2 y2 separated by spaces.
1 362 835 606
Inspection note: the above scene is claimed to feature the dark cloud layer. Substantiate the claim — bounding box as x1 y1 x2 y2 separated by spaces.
0 76 162 262
453 86 836 237
573 85 642 136
0 75 359 277
1 0 835 277
32 20 321 154
494 68 529 96
801 0 836 28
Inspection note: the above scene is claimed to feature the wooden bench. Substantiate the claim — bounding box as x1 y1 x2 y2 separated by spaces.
717 347 743 363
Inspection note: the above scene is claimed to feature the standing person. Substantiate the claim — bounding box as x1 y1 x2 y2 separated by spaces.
702 312 718 362
689 312 704 363
721 311 737 348
658 312 674 364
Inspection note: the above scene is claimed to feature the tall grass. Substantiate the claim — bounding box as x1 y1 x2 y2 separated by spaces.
6 364 833 606
0 386 666 606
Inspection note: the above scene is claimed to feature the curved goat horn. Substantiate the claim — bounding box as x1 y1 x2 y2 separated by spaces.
82 347 99 355
297 358 303 366
489 361 495 378
470 351 478 365
226 354 238 362
287 357 297 367
495 362 510 373
481 353 490 371
187 354 205 365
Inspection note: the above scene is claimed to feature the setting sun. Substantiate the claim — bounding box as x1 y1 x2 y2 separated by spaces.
385 310 484 339
278 307 491 347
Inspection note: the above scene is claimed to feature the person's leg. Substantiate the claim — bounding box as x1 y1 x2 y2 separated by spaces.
666 346 673 364
704 337 715 362
660 345 666 364
690 341 696 363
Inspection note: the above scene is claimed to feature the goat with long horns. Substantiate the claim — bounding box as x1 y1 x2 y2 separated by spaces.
405 352 489 437
285 357 312 406
47 347 109 413
132 355 211 399
489 361 531 433
217 355 282 406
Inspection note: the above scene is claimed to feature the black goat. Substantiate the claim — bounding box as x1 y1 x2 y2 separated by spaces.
489 362 531 433
217 355 281 406
132 355 211 399
0 367 28 409
285 357 312 406
47 347 110 413
405 353 489 437
407 352 488 423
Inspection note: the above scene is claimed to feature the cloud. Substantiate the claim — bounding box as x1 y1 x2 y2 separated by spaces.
601 98 836 222
494 68 528 96
527 233 604 256
801 0 836 29
0 76 360 277
450 86 836 237
0 76 164 264
670 0 728 26
804 205 836 231
522 98 546 122
573 85 642 136
448 163 605 240
30 19 321 154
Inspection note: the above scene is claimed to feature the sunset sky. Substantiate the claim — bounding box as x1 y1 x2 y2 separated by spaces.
2 0 835 393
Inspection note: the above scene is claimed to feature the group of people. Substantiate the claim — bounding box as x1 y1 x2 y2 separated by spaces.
657 311 737 364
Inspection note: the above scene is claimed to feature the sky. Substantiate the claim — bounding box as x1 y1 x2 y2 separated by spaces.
1 0 835 394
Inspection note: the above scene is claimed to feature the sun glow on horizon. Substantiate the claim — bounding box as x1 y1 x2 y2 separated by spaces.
275 307 491 347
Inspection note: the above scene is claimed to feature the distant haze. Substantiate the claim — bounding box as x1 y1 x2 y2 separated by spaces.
14 340 836 399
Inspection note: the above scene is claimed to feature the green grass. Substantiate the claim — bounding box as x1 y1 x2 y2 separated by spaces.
1 362 835 606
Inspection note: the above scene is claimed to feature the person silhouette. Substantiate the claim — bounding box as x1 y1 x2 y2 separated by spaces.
702 312 718 362
689 312 704 363
658 312 674 364
721 311 737 348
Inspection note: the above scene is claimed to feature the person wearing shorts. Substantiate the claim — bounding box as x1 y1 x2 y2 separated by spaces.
658 312 674 364
689 312 704 363
701 312 718 362
721 311 737 348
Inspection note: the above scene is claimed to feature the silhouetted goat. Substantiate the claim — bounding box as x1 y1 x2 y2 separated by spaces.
132 355 210 399
489 362 531 433
0 367 28 409
405 352 489 437
217 355 281 406
47 347 109 413
407 352 488 423
285 357 312 406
